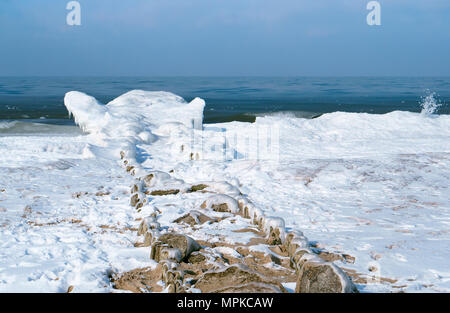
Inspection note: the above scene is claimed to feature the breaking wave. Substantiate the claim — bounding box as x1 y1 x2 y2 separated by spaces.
420 92 444 115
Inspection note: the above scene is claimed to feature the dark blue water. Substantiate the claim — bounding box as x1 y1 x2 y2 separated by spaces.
0 77 449 124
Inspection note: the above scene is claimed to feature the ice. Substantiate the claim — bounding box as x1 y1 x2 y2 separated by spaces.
65 90 205 141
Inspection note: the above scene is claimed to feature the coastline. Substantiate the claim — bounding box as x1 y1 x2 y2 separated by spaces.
0 90 449 293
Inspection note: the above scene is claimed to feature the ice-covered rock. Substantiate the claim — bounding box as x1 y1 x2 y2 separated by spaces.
194 264 285 293
290 248 314 272
137 216 161 236
202 181 241 197
130 191 147 209
130 180 144 194
295 255 358 293
159 247 183 263
262 216 286 245
200 194 239 213
157 233 201 261
141 171 173 188
285 231 309 256
173 210 213 226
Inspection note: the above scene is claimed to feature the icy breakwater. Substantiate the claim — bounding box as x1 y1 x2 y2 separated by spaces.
64 90 359 293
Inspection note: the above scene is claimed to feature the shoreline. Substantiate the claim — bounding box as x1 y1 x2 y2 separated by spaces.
112 149 361 293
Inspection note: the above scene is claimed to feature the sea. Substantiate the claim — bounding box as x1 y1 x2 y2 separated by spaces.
1 76 450 292
0 77 449 131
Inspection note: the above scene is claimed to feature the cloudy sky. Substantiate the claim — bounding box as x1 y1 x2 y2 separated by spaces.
0 0 449 76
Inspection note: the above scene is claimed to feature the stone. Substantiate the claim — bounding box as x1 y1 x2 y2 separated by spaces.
290 248 313 272
130 192 146 208
214 282 284 293
157 233 201 261
111 265 164 293
263 216 286 246
173 210 213 226
194 264 285 293
137 217 160 235
187 252 207 264
190 184 208 192
295 257 358 293
150 241 168 262
160 247 183 262
200 194 239 213
149 189 180 196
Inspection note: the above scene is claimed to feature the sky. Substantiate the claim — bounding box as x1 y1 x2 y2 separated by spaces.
0 0 449 76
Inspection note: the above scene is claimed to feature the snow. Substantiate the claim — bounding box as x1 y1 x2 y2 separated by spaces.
1 90 449 292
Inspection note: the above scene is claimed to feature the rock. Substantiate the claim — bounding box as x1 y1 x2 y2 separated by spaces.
263 216 286 245
194 264 285 293
202 181 241 196
295 256 358 293
142 230 159 247
167 280 184 293
284 231 305 250
214 282 284 293
190 184 208 192
143 173 154 185
163 269 184 285
237 197 249 211
200 194 239 213
130 180 144 194
149 189 180 196
137 216 160 235
160 247 183 262
173 210 213 226
130 192 146 208
290 248 313 271
142 171 172 188
285 232 309 257
250 207 264 226
187 252 207 264
150 241 168 262
317 251 345 263
157 233 201 261
343 254 356 264
111 265 164 293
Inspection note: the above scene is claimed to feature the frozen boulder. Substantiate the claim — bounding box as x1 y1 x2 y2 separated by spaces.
263 216 286 245
157 233 201 261
159 247 183 263
194 264 285 293
137 216 161 236
295 256 358 293
200 194 239 213
173 210 213 226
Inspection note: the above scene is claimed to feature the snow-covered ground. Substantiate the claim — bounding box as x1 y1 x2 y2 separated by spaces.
0 91 449 292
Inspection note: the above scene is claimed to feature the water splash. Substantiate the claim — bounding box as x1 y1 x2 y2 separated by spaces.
420 92 442 115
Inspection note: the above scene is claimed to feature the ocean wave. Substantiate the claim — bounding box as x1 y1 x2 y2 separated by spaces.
0 120 85 136
248 110 322 119
0 121 18 129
